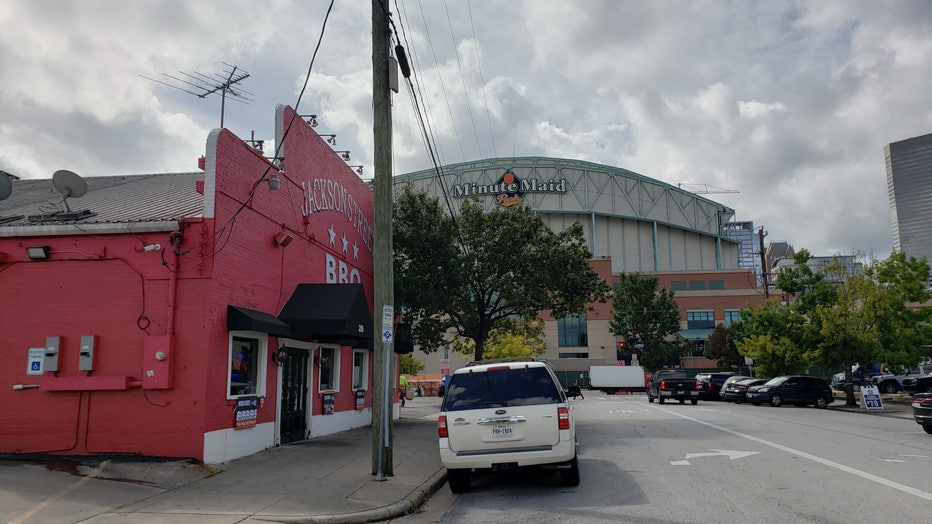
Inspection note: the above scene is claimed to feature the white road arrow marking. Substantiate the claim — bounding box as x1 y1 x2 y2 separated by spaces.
671 449 760 465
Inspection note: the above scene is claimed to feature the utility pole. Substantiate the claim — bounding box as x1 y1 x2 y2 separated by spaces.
758 227 769 297
371 0 395 478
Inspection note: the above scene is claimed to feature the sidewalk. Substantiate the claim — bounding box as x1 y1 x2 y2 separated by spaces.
828 391 915 419
1 396 447 524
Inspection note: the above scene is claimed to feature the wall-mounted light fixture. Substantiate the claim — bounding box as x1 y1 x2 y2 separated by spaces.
349 165 364 176
274 231 294 247
268 172 281 191
26 246 51 260
319 134 336 145
334 151 351 161
300 114 319 127
271 346 288 366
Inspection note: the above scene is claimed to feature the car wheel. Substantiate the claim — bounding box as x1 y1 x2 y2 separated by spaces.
659 397 665 405
679 399 685 404
770 394 784 407
881 382 899 394
447 469 471 493
815 396 828 409
923 422 932 435
560 455 581 486
921 383 932 394
690 399 698 405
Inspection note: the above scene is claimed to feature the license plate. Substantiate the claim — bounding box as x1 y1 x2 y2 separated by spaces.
491 425 514 439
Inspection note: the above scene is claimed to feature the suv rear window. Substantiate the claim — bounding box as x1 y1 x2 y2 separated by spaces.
443 366 563 412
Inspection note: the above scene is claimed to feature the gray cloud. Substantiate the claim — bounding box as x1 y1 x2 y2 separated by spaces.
3 0 931 258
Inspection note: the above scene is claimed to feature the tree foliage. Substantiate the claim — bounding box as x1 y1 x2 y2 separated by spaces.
481 319 547 360
399 353 425 376
738 250 932 404
703 323 744 370
733 301 810 377
393 186 611 362
609 272 682 371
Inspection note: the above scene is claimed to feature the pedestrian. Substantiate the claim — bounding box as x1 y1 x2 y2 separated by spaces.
399 374 408 407
570 379 584 399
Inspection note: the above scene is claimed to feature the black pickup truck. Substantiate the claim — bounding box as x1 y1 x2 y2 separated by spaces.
647 370 700 405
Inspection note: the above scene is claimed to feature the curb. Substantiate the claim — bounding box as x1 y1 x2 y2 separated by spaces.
293 467 448 524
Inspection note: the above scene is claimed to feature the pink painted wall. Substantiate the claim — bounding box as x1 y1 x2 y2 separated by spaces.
0 105 375 459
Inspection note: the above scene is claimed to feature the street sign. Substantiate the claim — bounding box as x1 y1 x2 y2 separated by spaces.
381 305 394 344
860 385 884 410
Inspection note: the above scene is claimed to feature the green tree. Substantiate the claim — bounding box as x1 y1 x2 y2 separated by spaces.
609 272 682 371
703 323 745 370
447 319 546 362
733 301 810 377
482 319 547 360
393 187 610 362
399 353 425 376
805 252 932 405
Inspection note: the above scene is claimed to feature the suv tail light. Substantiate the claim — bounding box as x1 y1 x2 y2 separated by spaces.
438 415 448 438
696 380 702 390
558 406 570 429
660 380 667 390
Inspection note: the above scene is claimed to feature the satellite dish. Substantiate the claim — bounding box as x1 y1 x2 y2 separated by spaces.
53 169 88 198
0 175 11 201
52 169 89 213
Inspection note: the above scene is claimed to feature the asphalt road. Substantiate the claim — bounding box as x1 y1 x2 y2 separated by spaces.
390 392 931 524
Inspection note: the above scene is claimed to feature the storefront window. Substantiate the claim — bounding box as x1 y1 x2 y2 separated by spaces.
352 350 368 390
319 346 339 391
229 335 265 397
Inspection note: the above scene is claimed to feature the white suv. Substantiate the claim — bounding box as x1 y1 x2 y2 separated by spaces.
437 359 580 493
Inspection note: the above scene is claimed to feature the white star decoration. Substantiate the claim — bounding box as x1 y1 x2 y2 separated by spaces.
328 225 337 246
352 241 359 260
341 234 349 254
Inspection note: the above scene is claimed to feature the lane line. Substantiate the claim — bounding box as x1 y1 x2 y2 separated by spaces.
646 403 932 502
9 460 110 524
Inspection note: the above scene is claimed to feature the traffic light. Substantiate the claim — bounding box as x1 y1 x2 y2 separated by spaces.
616 341 630 365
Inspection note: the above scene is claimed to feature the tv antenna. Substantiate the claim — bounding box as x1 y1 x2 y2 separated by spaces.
141 62 254 127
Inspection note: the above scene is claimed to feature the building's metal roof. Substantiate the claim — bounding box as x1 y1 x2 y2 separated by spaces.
0 172 204 232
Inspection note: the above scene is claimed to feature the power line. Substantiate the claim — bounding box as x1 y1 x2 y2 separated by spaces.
467 0 497 158
444 0 483 159
204 0 336 260
413 0 466 162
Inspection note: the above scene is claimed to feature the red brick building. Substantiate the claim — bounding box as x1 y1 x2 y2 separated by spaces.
0 105 382 463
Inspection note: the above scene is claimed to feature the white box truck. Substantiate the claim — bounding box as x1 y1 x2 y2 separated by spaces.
588 365 647 394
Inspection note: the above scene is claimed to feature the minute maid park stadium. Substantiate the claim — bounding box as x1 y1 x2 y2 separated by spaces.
395 156 739 273
394 157 765 383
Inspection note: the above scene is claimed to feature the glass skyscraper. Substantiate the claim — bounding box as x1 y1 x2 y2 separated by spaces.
885 132 932 263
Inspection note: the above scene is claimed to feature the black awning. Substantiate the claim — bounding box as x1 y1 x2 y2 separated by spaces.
227 305 292 337
278 283 373 345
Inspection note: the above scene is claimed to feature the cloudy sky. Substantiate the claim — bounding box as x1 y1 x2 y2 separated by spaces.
2 1 931 258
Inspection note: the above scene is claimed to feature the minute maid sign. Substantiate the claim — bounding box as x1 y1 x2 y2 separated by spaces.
450 169 567 207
